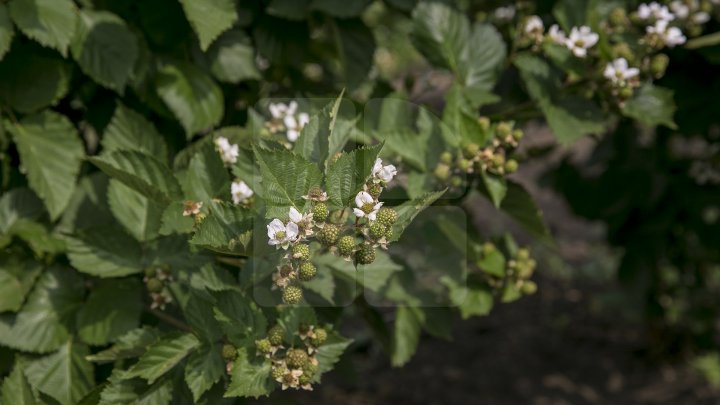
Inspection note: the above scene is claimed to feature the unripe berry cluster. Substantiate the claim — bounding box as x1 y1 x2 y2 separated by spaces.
480 243 538 299
251 323 329 391
434 119 522 190
143 264 173 310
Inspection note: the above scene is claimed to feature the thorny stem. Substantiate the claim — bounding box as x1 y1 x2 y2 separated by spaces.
144 306 194 333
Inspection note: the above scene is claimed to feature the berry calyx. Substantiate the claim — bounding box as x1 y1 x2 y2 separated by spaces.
292 244 311 261
338 236 355 256
267 325 284 346
356 243 376 265
222 344 237 361
299 262 317 281
286 348 309 368
283 286 303 305
317 224 339 246
313 202 329 222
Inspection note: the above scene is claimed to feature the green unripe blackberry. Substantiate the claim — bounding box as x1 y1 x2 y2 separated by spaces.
512 129 524 141
302 361 318 376
267 325 284 346
299 262 317 281
491 154 505 168
376 208 397 227
384 226 394 240
482 242 495 256
612 43 634 63
256 338 273 354
222 344 237 361
521 280 538 295
517 248 530 261
282 285 303 305
450 175 463 188
367 183 383 199
495 122 512 138
146 278 163 293
271 365 286 380
292 244 311 261
356 244 376 265
505 159 519 174
462 143 480 159
650 54 669 78
298 373 313 386
440 151 453 164
434 163 451 180
608 7 627 26
317 224 339 246
311 328 327 346
457 158 471 172
313 202 329 222
286 348 309 368
337 235 355 256
478 116 491 131
619 86 633 99
369 222 387 239
144 265 158 278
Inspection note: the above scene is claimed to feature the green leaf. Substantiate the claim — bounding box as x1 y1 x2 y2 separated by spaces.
0 5 14 61
9 0 77 56
126 333 200 384
391 305 422 367
1 361 38 405
180 291 223 343
159 201 195 236
89 150 182 204
184 343 224 402
478 171 507 208
315 330 352 376
66 226 143 278
155 61 224 137
317 250 401 293
212 291 267 344
190 202 253 251
553 0 589 31
0 219 65 256
76 279 143 345
8 111 83 220
108 180 163 242
334 19 375 89
71 10 139 92
182 142 229 202
442 85 488 146
295 92 346 167
390 190 445 241
514 54 606 143
325 144 383 208
476 248 506 278
87 327 161 363
0 46 71 113
621 84 677 129
411 1 468 71
0 266 83 353
224 348 273 398
460 23 506 91
501 180 552 244
102 103 168 160
253 146 322 215
188 263 238 292
206 29 261 83
442 276 494 319
24 341 95 405
179 0 237 51
267 0 310 20
0 257 42 313
98 370 142 405
0 188 44 234
310 0 371 17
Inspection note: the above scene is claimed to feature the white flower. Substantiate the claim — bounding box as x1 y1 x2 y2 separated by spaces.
267 219 299 249
647 19 687 47
214 136 239 165
565 26 599 58
268 101 297 119
353 191 383 221
692 11 711 24
638 2 676 21
231 180 253 205
669 1 690 18
288 206 313 236
493 6 516 21
548 24 567 44
371 158 398 183
524 16 544 36
603 58 640 85
284 112 310 142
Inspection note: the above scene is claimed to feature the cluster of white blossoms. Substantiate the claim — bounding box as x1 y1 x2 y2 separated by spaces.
214 136 239 166
352 158 396 221
524 16 599 58
493 5 516 22
603 58 641 87
634 2 703 47
266 101 310 143
231 180 253 205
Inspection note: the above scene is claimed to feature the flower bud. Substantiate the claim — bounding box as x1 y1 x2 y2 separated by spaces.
440 151 453 164
650 54 669 78
450 176 463 188
505 159 519 174
521 280 538 295
146 278 163 293
608 7 627 27
478 116 491 131
462 143 480 159
434 163 451 180
618 86 634 99
495 122 512 138
457 158 472 172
